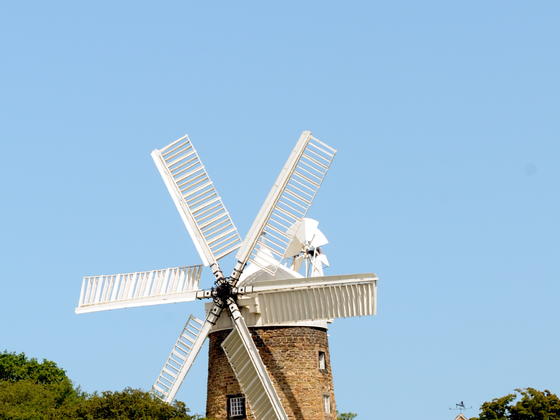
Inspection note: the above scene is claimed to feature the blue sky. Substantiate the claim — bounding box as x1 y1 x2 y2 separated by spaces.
1 2 559 419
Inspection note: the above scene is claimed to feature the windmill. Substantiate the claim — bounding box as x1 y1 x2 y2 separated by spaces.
76 131 378 420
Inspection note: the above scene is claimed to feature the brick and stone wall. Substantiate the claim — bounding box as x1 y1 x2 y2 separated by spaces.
206 326 337 420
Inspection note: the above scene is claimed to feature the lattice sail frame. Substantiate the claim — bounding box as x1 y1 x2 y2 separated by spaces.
77 266 202 314
152 315 206 402
235 131 336 274
249 274 377 324
222 324 288 420
77 131 378 419
152 135 242 267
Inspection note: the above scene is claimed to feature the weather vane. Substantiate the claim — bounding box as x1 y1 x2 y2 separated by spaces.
449 401 473 414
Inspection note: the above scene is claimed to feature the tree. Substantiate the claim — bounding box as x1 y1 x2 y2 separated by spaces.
338 412 358 420
0 380 75 419
0 351 73 387
0 351 80 418
68 388 200 419
0 351 203 419
471 388 560 420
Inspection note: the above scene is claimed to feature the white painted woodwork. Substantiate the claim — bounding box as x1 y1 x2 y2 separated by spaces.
76 266 202 314
252 274 377 324
222 311 288 420
153 315 212 403
235 131 336 275
204 299 329 332
238 257 302 287
284 218 328 258
77 132 379 417
152 135 241 266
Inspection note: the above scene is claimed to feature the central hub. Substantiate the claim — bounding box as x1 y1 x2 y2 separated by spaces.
214 278 235 302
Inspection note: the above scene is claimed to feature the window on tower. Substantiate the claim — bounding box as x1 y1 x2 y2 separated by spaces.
227 394 246 419
318 351 326 370
323 394 331 414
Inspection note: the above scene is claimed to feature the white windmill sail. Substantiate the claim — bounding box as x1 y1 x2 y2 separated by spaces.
152 314 216 403
77 131 378 420
222 309 288 420
234 131 336 276
250 274 377 324
76 266 202 314
152 135 242 267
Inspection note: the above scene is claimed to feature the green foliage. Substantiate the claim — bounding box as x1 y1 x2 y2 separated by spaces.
68 388 200 419
0 350 204 419
476 394 517 420
0 384 199 420
0 380 76 419
471 388 560 420
0 351 72 386
337 412 358 420
0 351 80 419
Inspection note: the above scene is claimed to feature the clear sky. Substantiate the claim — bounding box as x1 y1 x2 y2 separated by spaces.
1 2 559 419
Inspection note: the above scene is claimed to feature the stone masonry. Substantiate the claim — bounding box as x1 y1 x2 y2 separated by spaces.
206 326 336 420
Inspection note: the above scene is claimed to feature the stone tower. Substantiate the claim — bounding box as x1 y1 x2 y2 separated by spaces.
206 325 337 420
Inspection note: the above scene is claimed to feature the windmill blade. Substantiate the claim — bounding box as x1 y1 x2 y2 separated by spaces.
291 255 304 272
222 303 288 420
310 253 329 277
234 131 336 277
152 135 242 268
76 266 203 314
249 273 377 324
316 253 329 267
152 313 216 403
